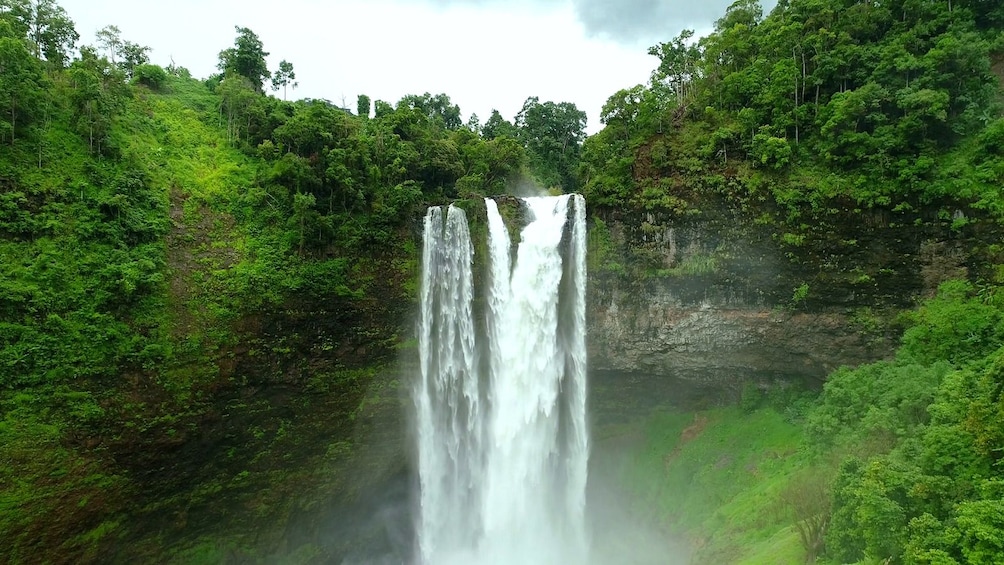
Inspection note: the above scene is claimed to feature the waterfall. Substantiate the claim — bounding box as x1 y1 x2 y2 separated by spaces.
415 195 589 565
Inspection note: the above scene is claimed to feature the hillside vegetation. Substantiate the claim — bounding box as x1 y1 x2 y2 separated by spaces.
584 0 1004 216
586 0 1004 563
1 0 1004 563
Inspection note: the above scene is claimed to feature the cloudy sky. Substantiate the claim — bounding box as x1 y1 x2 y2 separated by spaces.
59 0 772 133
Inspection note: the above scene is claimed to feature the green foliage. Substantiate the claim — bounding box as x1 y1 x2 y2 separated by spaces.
790 282 809 308
482 109 518 140
616 279 1004 564
898 280 1004 365
810 284 1004 563
0 10 521 559
132 64 167 90
515 96 587 191
96 24 151 78
68 46 131 155
0 0 79 68
586 216 620 273
751 133 791 170
356 94 370 118
398 92 462 130
216 26 270 93
581 0 1004 225
271 59 296 100
0 22 45 145
955 496 1004 564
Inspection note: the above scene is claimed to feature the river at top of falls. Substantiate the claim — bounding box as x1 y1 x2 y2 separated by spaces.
415 194 588 565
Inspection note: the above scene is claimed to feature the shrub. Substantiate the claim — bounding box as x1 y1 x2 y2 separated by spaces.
133 64 168 90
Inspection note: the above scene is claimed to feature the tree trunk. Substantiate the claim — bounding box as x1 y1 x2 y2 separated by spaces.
299 215 305 256
794 48 800 145
801 52 807 102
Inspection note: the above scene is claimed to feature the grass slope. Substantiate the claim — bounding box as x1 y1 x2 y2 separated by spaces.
616 406 809 564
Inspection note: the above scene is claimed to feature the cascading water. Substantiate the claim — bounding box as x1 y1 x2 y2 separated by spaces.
415 194 589 565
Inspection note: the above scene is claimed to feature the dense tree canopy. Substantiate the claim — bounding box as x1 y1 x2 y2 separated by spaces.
515 96 587 191
0 0 77 67
583 0 1004 215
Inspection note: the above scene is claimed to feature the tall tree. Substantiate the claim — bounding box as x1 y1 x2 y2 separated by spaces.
95 24 120 62
216 74 258 145
356 94 370 119
217 26 270 93
94 24 149 77
0 18 44 145
398 92 462 130
648 29 703 103
271 59 296 100
482 109 519 140
0 0 77 67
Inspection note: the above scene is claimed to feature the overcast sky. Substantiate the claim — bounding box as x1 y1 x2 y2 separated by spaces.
59 0 774 133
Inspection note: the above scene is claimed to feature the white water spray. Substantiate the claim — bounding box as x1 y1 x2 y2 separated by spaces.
415 195 589 565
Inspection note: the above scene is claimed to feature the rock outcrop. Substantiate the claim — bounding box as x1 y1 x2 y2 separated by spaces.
585 203 1000 391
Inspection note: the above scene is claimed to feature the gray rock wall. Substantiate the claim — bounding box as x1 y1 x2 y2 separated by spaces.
582 205 991 387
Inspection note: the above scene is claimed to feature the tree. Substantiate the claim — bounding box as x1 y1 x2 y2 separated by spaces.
398 92 462 130
271 59 296 100
218 26 270 93
68 45 129 154
466 112 480 134
0 18 44 145
514 96 587 190
0 0 78 67
93 25 148 77
373 99 393 118
356 94 370 118
132 64 166 90
648 29 702 103
482 109 518 140
118 41 149 78
216 74 258 145
290 190 317 256
95 24 120 62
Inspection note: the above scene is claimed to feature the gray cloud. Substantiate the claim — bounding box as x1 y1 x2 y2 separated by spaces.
575 0 734 43
419 0 778 45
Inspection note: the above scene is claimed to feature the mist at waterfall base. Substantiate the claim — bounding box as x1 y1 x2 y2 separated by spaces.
403 194 687 565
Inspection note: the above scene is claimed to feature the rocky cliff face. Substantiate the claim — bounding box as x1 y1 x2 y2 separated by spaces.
585 202 1001 396
590 293 881 385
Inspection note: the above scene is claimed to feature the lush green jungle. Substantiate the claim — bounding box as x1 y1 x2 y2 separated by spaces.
2 0 1004 563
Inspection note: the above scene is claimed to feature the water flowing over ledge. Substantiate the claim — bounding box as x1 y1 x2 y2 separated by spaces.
415 194 588 565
